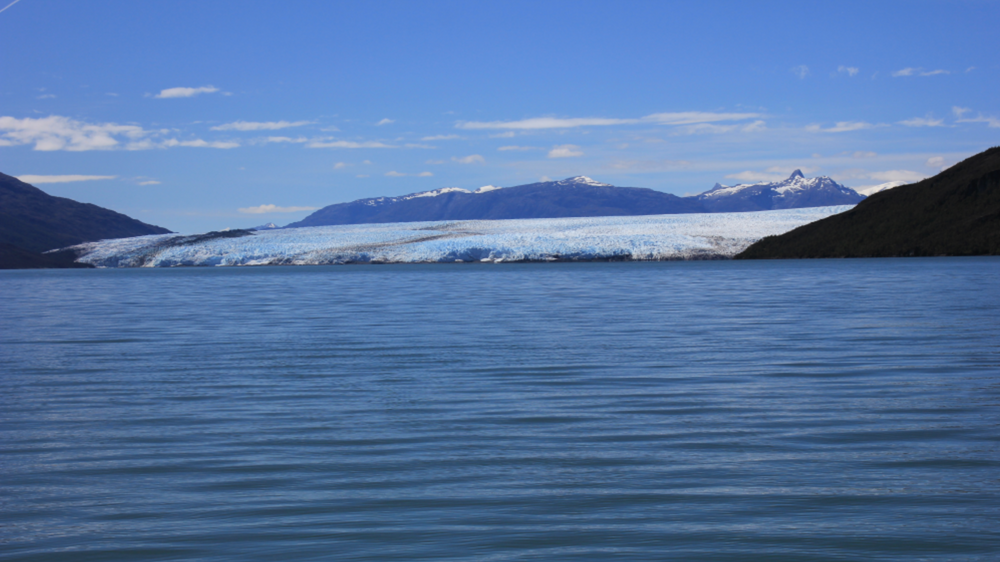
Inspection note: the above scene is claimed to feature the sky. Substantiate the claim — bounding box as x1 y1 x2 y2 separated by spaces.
1 0 998 233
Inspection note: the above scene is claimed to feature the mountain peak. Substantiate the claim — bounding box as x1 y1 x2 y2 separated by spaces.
557 176 613 187
788 169 805 180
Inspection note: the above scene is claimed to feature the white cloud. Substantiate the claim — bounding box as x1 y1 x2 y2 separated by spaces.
161 138 239 149
0 115 151 151
238 204 318 214
956 111 1000 128
741 120 767 132
154 86 220 99
868 170 926 183
333 162 348 169
260 136 309 143
459 116 631 130
548 144 583 158
899 116 945 127
306 140 395 148
497 145 540 151
138 180 161 185
385 171 406 177
376 118 395 126
421 134 460 141
892 68 950 77
805 121 879 133
456 111 762 130
17 174 116 184
838 65 859 77
925 157 953 171
417 171 433 177
452 154 485 164
211 120 313 131
966 66 976 73
37 94 56 99
490 131 516 138
404 143 435 149
851 151 878 159
791 65 809 79
952 106 970 118
425 159 445 165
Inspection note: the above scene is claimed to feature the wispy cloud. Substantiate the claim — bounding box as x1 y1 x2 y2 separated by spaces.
385 171 406 177
0 0 24 15
868 170 926 182
791 65 809 79
0 115 152 151
953 107 1000 128
838 65 859 77
161 138 239 149
851 151 878 159
259 136 309 144
306 140 395 148
421 134 461 141
154 86 220 99
138 180 161 185
452 154 485 164
456 111 762 130
892 68 950 77
17 174 117 184
898 116 945 127
238 204 318 214
211 120 313 131
497 145 541 151
376 118 395 126
548 145 583 158
925 157 952 170
673 121 765 135
805 121 880 133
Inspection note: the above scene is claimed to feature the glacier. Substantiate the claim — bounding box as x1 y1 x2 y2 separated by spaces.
66 206 854 268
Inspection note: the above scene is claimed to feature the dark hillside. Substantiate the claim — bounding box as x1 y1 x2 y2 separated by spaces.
736 147 1000 259
0 172 172 269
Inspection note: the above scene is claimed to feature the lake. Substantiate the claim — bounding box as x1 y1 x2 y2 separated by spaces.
2 258 998 561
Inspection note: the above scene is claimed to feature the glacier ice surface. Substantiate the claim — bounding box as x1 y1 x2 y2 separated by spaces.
69 206 854 268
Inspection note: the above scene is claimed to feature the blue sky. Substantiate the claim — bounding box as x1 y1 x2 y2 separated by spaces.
2 0 998 233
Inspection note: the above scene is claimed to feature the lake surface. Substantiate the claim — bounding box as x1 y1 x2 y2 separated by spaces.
2 258 999 561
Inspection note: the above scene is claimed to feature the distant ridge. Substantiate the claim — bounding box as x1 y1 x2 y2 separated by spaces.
0 172 172 269
736 146 1000 259
287 173 862 228
287 176 705 227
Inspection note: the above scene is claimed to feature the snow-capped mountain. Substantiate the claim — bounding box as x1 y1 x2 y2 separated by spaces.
251 222 280 230
286 176 703 228
698 170 865 212
856 181 907 197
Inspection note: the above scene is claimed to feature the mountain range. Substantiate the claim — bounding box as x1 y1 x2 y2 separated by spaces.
288 172 865 228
